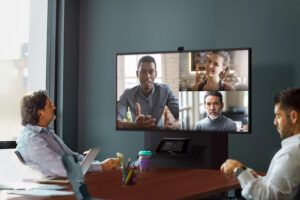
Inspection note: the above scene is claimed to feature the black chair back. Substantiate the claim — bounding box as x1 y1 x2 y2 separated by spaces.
14 150 26 165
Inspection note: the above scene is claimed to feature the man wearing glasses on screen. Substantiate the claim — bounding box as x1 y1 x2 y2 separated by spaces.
194 91 237 132
117 56 179 130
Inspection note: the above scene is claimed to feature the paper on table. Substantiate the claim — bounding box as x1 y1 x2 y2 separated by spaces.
0 182 66 190
35 184 66 190
7 189 74 196
23 175 70 184
36 176 70 184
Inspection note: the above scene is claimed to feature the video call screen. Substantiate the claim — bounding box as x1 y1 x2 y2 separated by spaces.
116 48 251 133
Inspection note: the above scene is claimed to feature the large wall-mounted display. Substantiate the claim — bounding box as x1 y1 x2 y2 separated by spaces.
116 48 251 134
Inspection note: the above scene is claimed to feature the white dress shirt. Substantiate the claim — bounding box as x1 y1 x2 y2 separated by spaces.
238 134 300 200
16 124 102 177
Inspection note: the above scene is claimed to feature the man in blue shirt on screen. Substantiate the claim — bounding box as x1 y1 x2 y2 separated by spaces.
221 88 300 200
117 56 179 130
194 91 237 132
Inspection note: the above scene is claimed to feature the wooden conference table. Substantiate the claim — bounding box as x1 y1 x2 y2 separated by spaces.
7 167 241 200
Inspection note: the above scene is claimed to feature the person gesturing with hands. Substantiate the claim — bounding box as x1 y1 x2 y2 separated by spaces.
117 56 179 130
132 103 156 128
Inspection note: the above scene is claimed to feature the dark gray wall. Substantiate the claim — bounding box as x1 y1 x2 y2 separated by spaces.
77 0 300 171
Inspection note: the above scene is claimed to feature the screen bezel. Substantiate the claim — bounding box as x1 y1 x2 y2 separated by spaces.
115 47 252 134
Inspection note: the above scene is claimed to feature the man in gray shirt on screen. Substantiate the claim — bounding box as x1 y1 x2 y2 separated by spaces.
194 91 236 132
117 56 179 130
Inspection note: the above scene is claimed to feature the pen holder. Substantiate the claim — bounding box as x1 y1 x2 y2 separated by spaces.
122 168 136 185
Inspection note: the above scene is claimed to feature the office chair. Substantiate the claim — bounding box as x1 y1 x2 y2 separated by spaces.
14 150 26 165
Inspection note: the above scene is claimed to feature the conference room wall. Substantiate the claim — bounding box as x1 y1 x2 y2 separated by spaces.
77 0 215 160
76 0 300 171
214 0 300 171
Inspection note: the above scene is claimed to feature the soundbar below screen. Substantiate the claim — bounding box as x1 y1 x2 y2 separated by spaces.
116 48 250 133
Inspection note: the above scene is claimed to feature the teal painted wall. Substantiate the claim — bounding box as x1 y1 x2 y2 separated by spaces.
214 0 300 171
78 0 215 160
77 0 300 171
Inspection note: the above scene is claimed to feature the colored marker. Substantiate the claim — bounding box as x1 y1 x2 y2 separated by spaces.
134 158 141 167
116 152 126 168
116 152 123 168
127 157 131 169
125 168 134 184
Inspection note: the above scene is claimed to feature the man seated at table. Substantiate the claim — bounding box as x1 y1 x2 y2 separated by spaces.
221 88 300 200
117 55 179 130
194 91 236 132
16 90 119 177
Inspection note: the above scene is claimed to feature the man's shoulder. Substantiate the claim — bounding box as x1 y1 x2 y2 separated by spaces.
154 83 174 94
194 118 208 131
195 118 208 126
154 83 170 89
220 116 237 131
121 85 140 96
221 116 235 124
18 125 44 143
124 85 139 92
20 125 40 136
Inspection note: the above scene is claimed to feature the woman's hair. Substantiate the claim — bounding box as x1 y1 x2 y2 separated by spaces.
21 90 48 126
213 51 230 67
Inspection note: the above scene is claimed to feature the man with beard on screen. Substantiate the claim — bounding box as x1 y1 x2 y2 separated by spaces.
194 91 236 132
